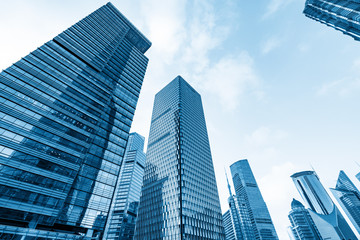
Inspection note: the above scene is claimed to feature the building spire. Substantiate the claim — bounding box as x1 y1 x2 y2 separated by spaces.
225 167 232 196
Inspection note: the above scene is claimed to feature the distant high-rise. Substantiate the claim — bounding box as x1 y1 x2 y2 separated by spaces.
223 210 236 240
303 0 360 41
104 133 146 239
288 198 321 240
356 171 360 183
230 159 278 240
134 76 225 239
330 170 360 234
291 171 357 239
0 3 150 239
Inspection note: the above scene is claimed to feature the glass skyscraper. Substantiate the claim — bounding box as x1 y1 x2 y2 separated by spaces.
223 210 236 240
230 159 278 240
134 76 225 239
103 132 146 239
291 171 357 239
330 170 360 234
0 3 150 239
303 0 360 41
288 198 321 240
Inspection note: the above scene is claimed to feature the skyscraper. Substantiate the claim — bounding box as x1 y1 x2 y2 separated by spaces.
104 133 146 239
134 76 225 239
330 170 360 234
0 3 150 239
223 210 236 240
303 0 360 41
288 198 321 240
291 171 357 239
230 159 278 240
227 194 256 240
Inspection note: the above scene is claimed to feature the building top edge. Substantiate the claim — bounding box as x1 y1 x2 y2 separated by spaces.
106 2 152 51
290 171 315 178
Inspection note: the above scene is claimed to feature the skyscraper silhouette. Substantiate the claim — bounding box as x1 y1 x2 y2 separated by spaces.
330 170 360 234
104 133 146 239
0 3 150 239
303 0 360 41
230 159 278 240
134 76 225 239
291 171 357 239
223 209 236 240
288 198 321 240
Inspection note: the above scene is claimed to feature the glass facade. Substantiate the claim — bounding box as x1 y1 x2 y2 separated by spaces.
103 132 146 239
223 210 235 240
134 76 225 239
291 171 357 239
0 2 150 239
230 159 278 240
303 0 360 41
330 170 360 234
288 198 321 240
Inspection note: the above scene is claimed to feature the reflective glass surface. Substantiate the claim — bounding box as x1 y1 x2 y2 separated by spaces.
288 199 321 240
230 159 278 239
0 2 150 239
291 171 357 239
223 210 235 240
330 171 360 234
304 0 360 41
103 132 146 240
135 76 224 239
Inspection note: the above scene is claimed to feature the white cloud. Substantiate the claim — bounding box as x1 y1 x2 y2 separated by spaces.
263 0 295 19
245 126 288 146
317 78 360 97
195 53 260 111
139 0 187 65
262 36 283 54
317 58 360 97
181 1 230 73
297 43 310 53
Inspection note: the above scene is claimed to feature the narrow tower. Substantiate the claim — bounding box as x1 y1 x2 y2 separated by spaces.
230 159 278 239
134 76 225 239
104 133 146 239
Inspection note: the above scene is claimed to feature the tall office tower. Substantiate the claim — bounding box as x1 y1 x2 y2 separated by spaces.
103 133 146 239
225 171 255 240
230 159 278 240
330 170 360 234
134 76 225 239
288 198 321 240
291 171 357 239
228 195 256 240
303 0 360 41
0 3 150 239
223 210 236 240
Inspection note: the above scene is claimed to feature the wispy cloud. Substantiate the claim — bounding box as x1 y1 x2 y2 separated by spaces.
317 58 360 97
317 78 360 96
196 53 260 111
263 0 295 19
245 126 288 146
262 36 283 54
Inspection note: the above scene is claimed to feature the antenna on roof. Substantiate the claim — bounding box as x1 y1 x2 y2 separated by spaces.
225 167 232 196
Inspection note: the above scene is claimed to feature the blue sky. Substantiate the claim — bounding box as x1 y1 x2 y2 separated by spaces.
1 0 360 239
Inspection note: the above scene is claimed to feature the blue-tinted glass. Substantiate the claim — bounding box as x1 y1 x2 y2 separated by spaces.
135 76 225 239
0 2 150 239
